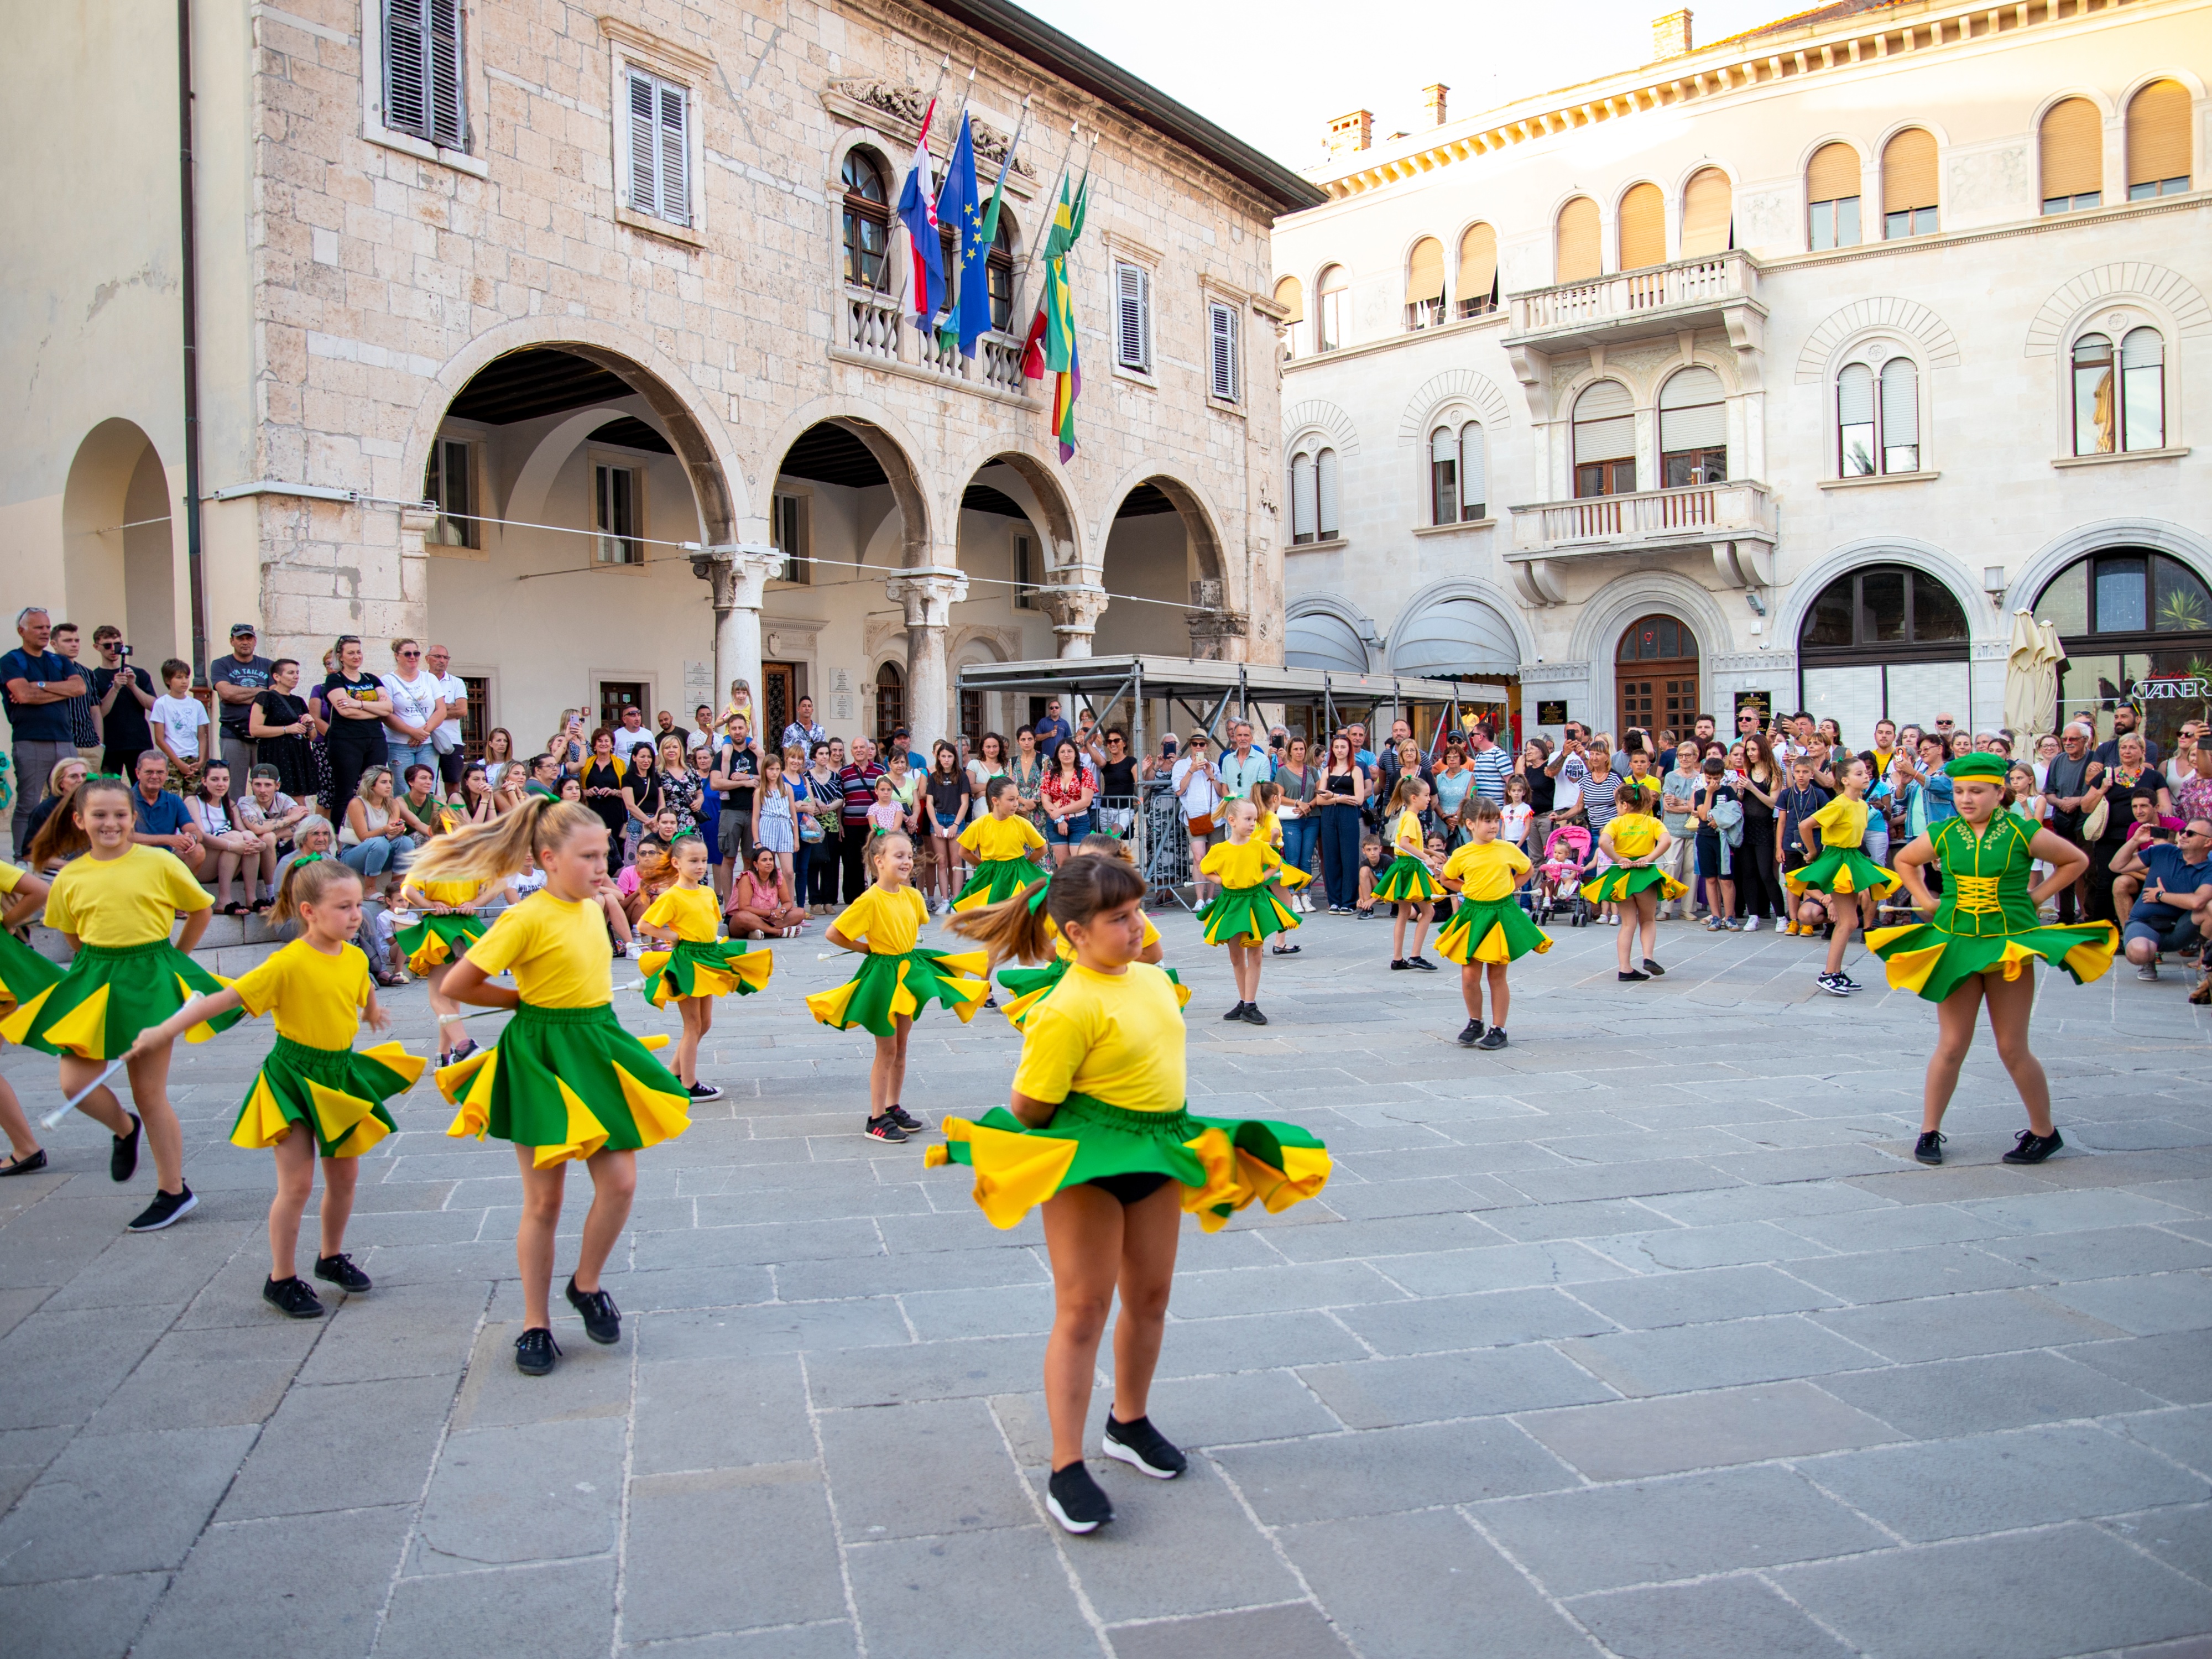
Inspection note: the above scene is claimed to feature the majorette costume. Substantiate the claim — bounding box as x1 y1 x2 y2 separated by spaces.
227 936 426 1157
1373 809 1441 903
1435 841 1552 965
1783 796 1903 901
806 885 989 1033
0 847 242 1057
927 958 1331 1230
635 884 773 1008
1867 754 2118 1002
393 877 489 975
951 813 1048 911
439 889 691 1166
1195 839 1308 946
0 863 63 1032
993 873 1191 1029
1580 812 1690 905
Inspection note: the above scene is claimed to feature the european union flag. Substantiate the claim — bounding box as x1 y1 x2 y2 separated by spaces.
935 114 981 353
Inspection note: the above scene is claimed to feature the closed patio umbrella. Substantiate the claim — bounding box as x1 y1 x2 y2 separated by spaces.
2004 608 2063 740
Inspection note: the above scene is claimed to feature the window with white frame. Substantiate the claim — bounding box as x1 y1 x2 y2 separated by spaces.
624 67 692 227
1208 301 1239 401
1288 448 1339 544
1659 367 1728 487
1114 262 1152 374
594 463 643 565
1837 356 1921 477
1428 423 1486 524
1316 449 1340 539
771 492 808 584
424 436 476 548
1315 265 1348 353
2073 327 2166 455
383 0 468 150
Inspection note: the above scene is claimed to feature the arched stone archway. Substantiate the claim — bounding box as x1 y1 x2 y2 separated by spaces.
1096 471 1237 662
63 419 182 660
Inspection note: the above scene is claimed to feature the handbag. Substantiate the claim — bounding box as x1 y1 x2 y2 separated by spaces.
1186 812 1216 838
2080 796 2109 842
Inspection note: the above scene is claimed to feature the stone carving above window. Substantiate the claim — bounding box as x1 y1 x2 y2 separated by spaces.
823 79 1037 181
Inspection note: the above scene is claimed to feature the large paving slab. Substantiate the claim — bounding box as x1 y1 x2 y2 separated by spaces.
2 905 2208 1656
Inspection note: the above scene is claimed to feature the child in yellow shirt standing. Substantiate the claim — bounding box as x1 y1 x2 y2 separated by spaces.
637 831 773 1100
1196 799 1308 1026
1374 776 1442 972
951 778 1048 911
1583 783 1687 983
1785 755 1903 996
394 868 496 1065
1435 799 1551 1050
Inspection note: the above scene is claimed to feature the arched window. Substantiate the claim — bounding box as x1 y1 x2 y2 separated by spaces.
2074 328 2167 454
1316 448 1340 538
1274 275 1304 358
1457 223 1498 318
841 148 890 288
1883 128 1938 239
1315 265 1348 353
987 212 1016 332
1614 614 1700 736
1659 368 1726 487
1837 357 1919 476
1405 237 1446 330
1807 142 1861 249
2128 79 2192 199
2035 549 2212 747
1556 197 1600 284
1429 425 1486 524
1679 168 1733 258
1798 564 1971 734
1619 183 1665 272
874 660 905 739
2039 97 2103 215
1573 381 1635 498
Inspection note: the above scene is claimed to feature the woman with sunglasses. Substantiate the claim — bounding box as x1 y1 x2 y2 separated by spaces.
378 639 447 784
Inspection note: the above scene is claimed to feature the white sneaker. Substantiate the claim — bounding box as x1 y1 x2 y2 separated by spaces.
1744 916 1761 932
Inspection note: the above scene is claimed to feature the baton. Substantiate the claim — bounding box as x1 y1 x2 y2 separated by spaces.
43 1057 128 1129
436 979 647 1024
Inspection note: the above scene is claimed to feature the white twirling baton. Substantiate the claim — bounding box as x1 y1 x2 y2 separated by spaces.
42 1057 128 1129
437 979 647 1024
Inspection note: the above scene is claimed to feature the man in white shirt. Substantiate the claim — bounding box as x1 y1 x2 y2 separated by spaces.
424 643 469 791
611 704 654 763
1171 731 1224 900
1217 720 1274 801
688 702 717 758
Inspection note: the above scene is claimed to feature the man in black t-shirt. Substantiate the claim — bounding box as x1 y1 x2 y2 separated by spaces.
90 625 158 778
207 624 274 801
711 714 761 866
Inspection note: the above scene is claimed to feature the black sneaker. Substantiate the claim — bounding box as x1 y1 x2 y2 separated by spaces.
111 1112 142 1183
1641 959 1666 977
686 1080 723 1101
888 1105 924 1131
864 1116 908 1143
315 1253 372 1293
1045 1461 1114 1534
1456 1020 1485 1048
566 1275 622 1344
263 1275 325 1319
1818 972 1851 998
1476 1027 1508 1051
1835 973 1862 993
2002 1129 2064 1165
514 1326 561 1375
983 994 1000 1009
1238 1004 1269 1026
1389 959 1412 971
1618 969 1650 983
126 1185 196 1233
1914 1131 1945 1165
0 1148 47 1177
1222 1002 1249 1021
1103 1413 1187 1479
1407 956 1438 972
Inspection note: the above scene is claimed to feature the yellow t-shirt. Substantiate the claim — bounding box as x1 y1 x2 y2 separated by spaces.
1392 810 1426 856
42 846 211 947
464 890 612 1008
831 884 926 955
0 863 20 896
1609 812 1666 860
639 883 722 944
401 877 482 909
1442 839 1531 903
1257 810 1282 848
959 813 1046 862
1011 961 1185 1113
1807 794 1870 848
1054 913 1161 962
1198 838 1283 890
230 937 372 1048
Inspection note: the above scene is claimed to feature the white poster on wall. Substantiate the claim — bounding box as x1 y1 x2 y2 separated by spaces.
682 660 715 714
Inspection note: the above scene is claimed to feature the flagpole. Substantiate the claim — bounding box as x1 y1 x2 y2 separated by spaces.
977 93 1032 333
887 55 953 313
1011 121 1079 333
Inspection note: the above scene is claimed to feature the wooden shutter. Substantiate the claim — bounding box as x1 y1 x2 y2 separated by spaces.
1457 223 1496 306
1884 129 1938 214
427 0 465 149
1618 183 1665 270
1573 380 1635 463
1116 263 1150 372
1316 448 1340 539
1660 367 1725 448
1556 198 1600 284
657 81 689 222
385 0 428 138
1459 424 1486 515
1209 302 1238 401
628 73 659 213
1273 274 1303 326
1405 237 1445 305
2040 98 2101 200
1679 168 1732 257
1806 142 1859 203
628 71 690 223
2129 80 2190 188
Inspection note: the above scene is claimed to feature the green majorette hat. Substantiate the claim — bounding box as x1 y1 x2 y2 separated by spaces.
1943 753 2011 783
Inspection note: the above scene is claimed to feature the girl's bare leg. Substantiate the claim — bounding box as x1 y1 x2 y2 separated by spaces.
869 1033 897 1120
573 1148 636 1294
1110 1184 1182 1425
426 964 461 1057
1826 900 1856 977
1984 970 2055 1135
1460 963 1486 1024
268 1130 316 1279
1040 1184 1124 1469
0 1079 41 1163
1409 901 1431 958
1487 961 1511 1027
1635 890 1658 961
1391 904 1408 960
675 997 705 1086
317 1156 358 1259
55 1056 133 1138
126 1046 185 1194
512 1152 568 1328
889 1015 910 1105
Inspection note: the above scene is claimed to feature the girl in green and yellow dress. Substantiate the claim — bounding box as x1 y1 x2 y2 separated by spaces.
1583 782 1686 984
0 861 65 1177
1195 799 1308 1026
127 856 425 1318
1783 755 1902 997
1435 798 1550 1050
926 854 1331 1536
1374 776 1442 972
1868 753 2115 1167
964 833 1179 1030
637 832 773 1103
951 778 1048 911
421 797 693 1376
393 867 497 1065
808 830 990 1142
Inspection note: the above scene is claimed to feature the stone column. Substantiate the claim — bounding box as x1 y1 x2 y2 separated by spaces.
692 545 785 721
888 566 968 754
1040 585 1110 659
1186 578 1249 662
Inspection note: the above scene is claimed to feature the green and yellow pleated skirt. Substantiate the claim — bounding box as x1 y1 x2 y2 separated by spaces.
0 938 242 1059
1580 864 1689 904
952 858 1045 912
439 1001 689 1167
1374 854 1440 903
0 928 65 1035
926 1092 1332 1232
1196 883 1298 947
1783 845 1901 900
1865 919 2119 1004
637 938 773 1008
805 947 989 1036
393 912 486 977
1435 895 1552 966
231 1033 426 1157
997 957 1192 1030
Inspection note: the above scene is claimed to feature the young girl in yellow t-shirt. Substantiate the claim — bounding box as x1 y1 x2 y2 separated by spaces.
1374 776 1442 972
1196 799 1307 1026
1250 780 1303 957
810 830 990 1142
129 857 426 1318
951 778 1048 911
394 868 497 1065
1435 798 1551 1051
925 854 1332 1536
0 862 63 1177
637 832 773 1101
1785 755 1903 995
953 832 1181 1030
1583 783 1687 983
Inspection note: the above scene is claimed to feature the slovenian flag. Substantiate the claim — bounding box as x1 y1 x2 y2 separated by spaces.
896 98 945 328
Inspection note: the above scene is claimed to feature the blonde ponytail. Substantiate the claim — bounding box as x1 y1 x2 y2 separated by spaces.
408 796 601 885
945 877 1055 966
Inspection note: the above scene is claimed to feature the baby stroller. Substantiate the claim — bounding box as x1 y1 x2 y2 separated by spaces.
1533 824 1593 927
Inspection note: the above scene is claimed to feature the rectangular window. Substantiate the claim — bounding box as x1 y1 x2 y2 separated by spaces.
384 0 467 150
1316 449 1340 539
1114 262 1152 374
1290 456 1316 545
594 465 641 565
1808 196 1860 251
2042 191 2101 215
625 69 691 226
424 437 476 548
772 493 807 585
458 675 490 751
1884 205 1937 239
1013 532 1038 609
1208 301 1239 401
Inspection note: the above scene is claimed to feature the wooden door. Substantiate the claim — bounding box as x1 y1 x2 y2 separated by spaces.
598 681 646 732
1614 614 1699 740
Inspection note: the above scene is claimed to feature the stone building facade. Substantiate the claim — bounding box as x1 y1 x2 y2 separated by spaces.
4 0 1319 755
1270 0 2211 755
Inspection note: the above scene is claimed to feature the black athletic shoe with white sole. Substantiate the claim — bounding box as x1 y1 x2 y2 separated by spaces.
263 1275 326 1318
686 1080 723 1101
1456 1019 1485 1047
111 1112 142 1182
1045 1461 1114 1533
1475 1026 1508 1051
863 1116 907 1142
1103 1414 1187 1479
514 1327 561 1375
2002 1128 2064 1164
566 1275 622 1344
1238 1003 1269 1026
315 1253 372 1292
127 1185 196 1233
888 1104 924 1131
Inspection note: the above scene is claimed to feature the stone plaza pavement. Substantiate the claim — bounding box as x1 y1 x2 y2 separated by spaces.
3 906 2212 1658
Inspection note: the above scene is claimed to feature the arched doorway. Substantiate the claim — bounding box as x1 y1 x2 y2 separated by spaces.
1797 562 1970 738
2033 547 2212 750
1097 475 1228 658
1615 614 1699 738
63 419 180 660
874 660 905 740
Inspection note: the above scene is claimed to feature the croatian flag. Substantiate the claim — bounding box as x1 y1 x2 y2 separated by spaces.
895 99 945 328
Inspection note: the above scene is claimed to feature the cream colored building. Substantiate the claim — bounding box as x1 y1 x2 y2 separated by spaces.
4 0 1319 757
1271 0 2211 756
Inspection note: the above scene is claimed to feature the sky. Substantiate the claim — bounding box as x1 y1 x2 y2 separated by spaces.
1016 0 1790 170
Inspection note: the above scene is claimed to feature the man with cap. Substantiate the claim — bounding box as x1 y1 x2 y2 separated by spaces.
207 623 273 802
